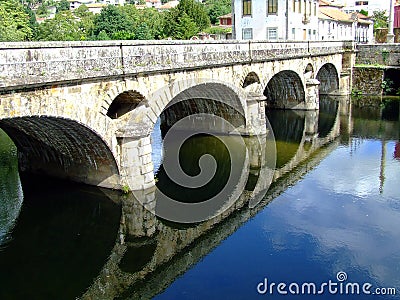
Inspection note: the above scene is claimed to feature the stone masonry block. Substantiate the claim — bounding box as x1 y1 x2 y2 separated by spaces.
141 153 152 165
140 136 151 147
139 144 152 156
146 107 158 124
141 162 154 175
144 172 155 184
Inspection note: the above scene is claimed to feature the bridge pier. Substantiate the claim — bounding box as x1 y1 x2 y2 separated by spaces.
305 79 320 110
242 93 267 136
116 127 155 191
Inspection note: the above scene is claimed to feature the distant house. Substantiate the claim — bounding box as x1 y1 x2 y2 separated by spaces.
353 12 374 43
232 0 319 40
218 13 232 26
319 1 354 40
69 0 95 10
158 0 179 10
318 0 373 42
342 0 391 16
69 0 125 10
145 0 161 8
86 3 107 14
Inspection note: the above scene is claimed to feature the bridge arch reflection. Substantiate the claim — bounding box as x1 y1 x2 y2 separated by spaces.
81 98 346 299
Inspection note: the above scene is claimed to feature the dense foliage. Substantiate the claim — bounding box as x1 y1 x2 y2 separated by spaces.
204 0 231 25
0 0 231 42
372 10 388 30
0 0 34 41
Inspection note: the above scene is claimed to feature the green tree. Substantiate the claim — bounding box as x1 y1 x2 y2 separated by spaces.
23 4 39 39
74 5 95 39
134 22 152 39
74 4 91 18
138 8 165 39
0 0 33 41
359 9 368 17
121 4 140 28
372 10 388 30
97 30 110 40
56 0 70 12
37 11 84 41
175 11 199 39
177 0 210 31
204 0 231 25
93 5 134 39
162 0 210 39
36 3 50 17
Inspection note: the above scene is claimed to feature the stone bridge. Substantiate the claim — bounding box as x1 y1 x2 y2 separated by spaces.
0 40 356 190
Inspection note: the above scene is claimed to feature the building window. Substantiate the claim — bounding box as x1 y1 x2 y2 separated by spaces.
314 2 317 16
267 27 278 40
268 0 278 14
243 28 253 39
293 0 296 12
243 0 252 16
355 1 368 5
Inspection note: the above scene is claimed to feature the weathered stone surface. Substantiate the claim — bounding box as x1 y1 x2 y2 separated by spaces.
352 67 384 96
0 41 354 191
356 44 400 66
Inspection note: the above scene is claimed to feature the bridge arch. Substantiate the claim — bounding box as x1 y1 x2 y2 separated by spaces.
159 82 247 135
316 63 339 95
0 116 120 188
264 70 305 109
241 72 261 89
106 90 146 120
304 63 314 78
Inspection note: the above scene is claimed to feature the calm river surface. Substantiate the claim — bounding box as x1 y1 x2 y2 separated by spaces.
0 99 399 299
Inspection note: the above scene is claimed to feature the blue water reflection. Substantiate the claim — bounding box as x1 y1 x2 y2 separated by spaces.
155 138 400 299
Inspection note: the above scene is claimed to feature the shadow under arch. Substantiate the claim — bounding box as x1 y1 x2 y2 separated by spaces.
242 71 261 88
0 177 121 300
106 90 146 120
159 82 246 136
264 70 305 109
316 63 339 95
318 95 339 138
0 116 120 188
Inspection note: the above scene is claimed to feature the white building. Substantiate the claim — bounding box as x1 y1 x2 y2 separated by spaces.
319 0 354 40
319 0 373 42
145 0 162 8
69 0 125 10
232 0 320 40
341 0 391 15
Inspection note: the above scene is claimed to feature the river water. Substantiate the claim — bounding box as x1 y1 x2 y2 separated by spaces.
0 99 399 299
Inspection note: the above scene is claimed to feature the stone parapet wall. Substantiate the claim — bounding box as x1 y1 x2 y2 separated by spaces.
0 40 352 91
356 44 400 66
